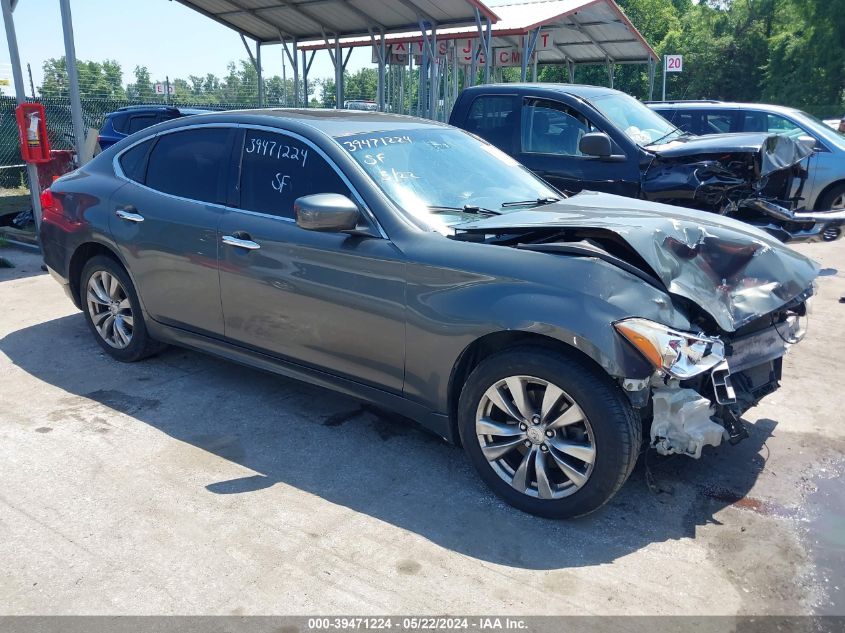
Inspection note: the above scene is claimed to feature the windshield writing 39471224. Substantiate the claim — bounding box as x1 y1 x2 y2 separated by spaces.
342 135 412 152
245 137 308 167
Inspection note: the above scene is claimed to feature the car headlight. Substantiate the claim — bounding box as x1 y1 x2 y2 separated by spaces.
614 318 726 379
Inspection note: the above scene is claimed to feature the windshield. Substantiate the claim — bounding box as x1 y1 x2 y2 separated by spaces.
590 92 683 146
337 128 560 231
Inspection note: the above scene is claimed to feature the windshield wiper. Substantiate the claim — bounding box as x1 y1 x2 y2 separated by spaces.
649 129 691 146
428 205 502 216
500 197 561 209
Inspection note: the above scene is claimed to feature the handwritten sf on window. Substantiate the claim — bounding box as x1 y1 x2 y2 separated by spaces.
272 174 291 193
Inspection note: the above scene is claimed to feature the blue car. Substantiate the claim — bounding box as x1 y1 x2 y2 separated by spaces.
97 105 208 150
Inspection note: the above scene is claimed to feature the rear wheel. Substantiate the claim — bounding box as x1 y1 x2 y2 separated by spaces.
80 255 166 362
458 346 640 519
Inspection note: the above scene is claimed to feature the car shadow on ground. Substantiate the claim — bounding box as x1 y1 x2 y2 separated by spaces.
1 313 778 570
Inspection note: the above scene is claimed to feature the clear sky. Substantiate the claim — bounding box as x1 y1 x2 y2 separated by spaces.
0 0 374 97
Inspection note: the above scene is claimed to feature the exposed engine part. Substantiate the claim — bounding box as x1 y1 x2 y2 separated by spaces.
621 377 650 408
711 361 737 405
651 387 726 459
718 406 749 445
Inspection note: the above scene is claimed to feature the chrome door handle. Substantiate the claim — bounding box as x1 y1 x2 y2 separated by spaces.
222 235 261 250
115 208 144 223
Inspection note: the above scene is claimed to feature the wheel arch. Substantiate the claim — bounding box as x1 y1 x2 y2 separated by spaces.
814 179 845 210
446 330 629 446
68 241 128 310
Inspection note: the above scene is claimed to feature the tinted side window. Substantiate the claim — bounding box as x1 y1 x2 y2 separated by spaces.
521 99 599 156
110 113 129 134
703 111 735 134
239 130 350 218
146 128 231 203
740 111 767 133
128 114 159 134
465 95 517 150
119 139 153 183
668 111 698 134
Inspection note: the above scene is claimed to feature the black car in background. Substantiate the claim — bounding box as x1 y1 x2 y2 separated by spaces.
449 84 845 243
97 105 208 150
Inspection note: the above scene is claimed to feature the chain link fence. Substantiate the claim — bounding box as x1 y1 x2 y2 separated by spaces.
0 96 264 189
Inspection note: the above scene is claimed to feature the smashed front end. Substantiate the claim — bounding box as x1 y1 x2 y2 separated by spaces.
453 194 819 459
614 297 811 457
642 133 845 243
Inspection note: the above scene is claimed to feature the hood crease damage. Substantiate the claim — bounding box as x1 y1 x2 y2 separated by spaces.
454 192 819 332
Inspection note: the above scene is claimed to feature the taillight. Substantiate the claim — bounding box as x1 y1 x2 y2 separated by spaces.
40 188 64 224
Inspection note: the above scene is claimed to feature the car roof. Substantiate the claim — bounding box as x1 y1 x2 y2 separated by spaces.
166 107 451 138
460 83 620 100
648 101 802 115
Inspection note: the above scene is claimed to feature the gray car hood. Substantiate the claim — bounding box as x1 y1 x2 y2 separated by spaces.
454 191 819 332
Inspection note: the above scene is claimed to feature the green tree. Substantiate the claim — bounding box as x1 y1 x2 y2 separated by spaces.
40 57 125 99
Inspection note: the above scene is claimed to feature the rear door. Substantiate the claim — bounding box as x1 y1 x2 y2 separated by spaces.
516 97 639 196
217 127 406 392
109 126 234 336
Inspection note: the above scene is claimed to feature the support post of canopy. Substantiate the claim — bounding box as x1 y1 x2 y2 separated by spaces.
399 58 405 115
568 60 576 83
279 31 299 107
606 58 614 89
240 33 264 108
281 45 288 106
472 8 492 85
257 42 264 106
59 0 86 165
648 57 656 101
532 52 538 82
418 19 433 119
302 49 316 107
370 28 387 111
520 27 540 82
1 0 41 229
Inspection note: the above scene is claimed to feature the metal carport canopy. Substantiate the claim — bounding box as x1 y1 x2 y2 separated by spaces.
173 0 500 42
298 0 658 65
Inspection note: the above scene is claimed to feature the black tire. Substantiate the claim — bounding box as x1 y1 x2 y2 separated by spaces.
80 255 166 362
816 182 845 212
458 345 641 519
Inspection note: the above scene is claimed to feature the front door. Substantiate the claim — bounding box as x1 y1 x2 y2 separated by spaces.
218 128 406 393
516 98 638 197
109 127 234 336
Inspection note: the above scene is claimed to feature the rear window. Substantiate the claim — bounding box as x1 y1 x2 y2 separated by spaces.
127 114 159 134
145 128 231 203
109 113 129 134
465 95 517 150
118 139 153 183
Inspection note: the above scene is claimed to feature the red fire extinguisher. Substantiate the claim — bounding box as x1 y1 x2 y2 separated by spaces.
15 103 51 164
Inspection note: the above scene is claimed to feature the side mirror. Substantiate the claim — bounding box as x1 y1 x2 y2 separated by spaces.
797 135 819 153
294 194 361 232
579 132 613 158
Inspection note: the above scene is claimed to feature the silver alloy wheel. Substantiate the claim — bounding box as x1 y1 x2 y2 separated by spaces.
86 270 134 349
832 194 845 209
476 375 596 499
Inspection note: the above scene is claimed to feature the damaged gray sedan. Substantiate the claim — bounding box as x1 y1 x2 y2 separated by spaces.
41 110 818 518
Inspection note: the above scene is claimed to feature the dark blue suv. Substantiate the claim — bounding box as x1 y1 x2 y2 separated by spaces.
98 105 208 150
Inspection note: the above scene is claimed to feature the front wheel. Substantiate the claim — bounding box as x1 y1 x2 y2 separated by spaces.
458 346 641 519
